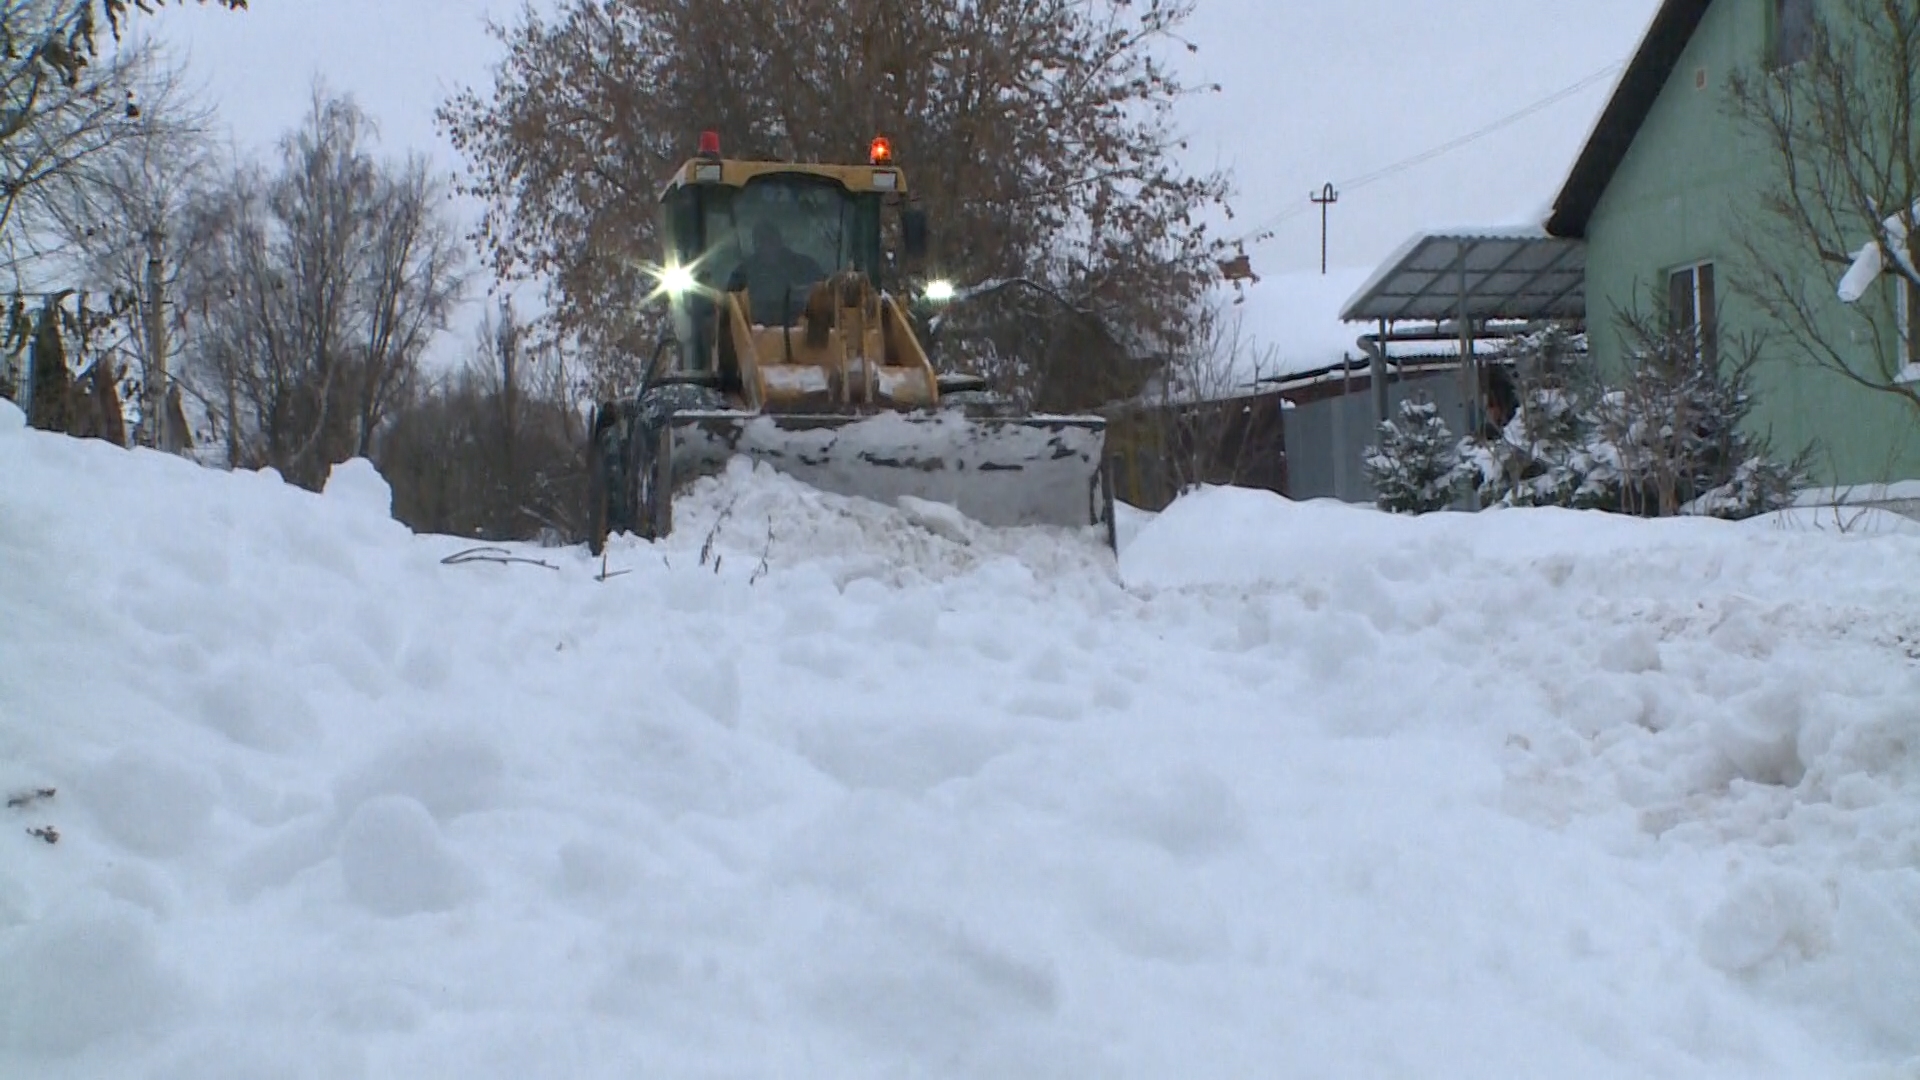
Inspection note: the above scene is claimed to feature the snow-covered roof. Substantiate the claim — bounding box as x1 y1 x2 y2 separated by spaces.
1218 267 1377 382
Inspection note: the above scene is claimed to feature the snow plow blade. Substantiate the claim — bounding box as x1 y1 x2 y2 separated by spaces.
660 409 1114 542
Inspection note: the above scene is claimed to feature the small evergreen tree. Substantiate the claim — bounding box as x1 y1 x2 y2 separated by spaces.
1599 303 1808 519
1363 395 1464 514
26 298 74 434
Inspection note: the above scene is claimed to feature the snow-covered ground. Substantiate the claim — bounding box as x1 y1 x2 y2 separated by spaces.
3 396 1919 1078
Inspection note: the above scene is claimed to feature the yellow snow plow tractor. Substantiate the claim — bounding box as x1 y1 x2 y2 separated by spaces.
585 132 1115 554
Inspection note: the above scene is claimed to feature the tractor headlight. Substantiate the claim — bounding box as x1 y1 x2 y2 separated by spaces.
659 264 696 297
924 279 956 304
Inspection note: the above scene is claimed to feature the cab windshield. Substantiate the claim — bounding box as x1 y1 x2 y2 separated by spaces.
708 177 869 325
660 172 884 371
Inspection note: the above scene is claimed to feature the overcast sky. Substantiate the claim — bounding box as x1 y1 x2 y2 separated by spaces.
141 0 1663 345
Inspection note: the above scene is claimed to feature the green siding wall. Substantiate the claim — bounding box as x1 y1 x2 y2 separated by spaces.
1584 0 1920 486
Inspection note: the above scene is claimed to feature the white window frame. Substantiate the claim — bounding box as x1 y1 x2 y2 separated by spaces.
1898 273 1920 384
1668 260 1718 365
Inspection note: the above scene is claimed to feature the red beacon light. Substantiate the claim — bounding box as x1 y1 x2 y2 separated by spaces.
698 130 721 159
869 136 893 166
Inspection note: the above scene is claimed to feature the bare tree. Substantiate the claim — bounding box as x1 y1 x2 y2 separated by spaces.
349 153 469 456
436 0 1237 410
1148 300 1284 496
30 36 216 450
0 0 242 249
0 5 240 443
473 297 593 540
377 299 592 542
458 296 534 533
1101 299 1288 509
181 85 469 486
1727 0 1920 406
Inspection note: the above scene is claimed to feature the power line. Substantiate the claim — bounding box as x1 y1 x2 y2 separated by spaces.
1230 59 1628 245
1339 62 1625 192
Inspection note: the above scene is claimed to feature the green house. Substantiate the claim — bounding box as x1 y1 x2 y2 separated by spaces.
1545 0 1920 491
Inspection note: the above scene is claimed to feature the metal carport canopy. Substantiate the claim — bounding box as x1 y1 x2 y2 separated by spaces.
1338 228 1586 324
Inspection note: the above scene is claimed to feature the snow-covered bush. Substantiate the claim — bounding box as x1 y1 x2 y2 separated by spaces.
0 346 17 406
1458 326 1621 510
1685 456 1804 519
1363 395 1464 514
1454 318 1805 521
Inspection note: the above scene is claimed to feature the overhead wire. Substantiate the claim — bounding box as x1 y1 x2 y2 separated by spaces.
1225 59 1629 247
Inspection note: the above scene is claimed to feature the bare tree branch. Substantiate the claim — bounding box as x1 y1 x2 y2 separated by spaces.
1727 0 1920 410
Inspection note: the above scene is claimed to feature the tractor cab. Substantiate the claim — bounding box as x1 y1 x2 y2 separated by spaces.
653 133 925 378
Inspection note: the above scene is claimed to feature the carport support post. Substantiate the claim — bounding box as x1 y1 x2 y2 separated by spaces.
1334 353 1351 498
1370 317 1389 424
1457 250 1481 511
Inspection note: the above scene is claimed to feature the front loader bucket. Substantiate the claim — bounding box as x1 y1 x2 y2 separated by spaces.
660 409 1115 544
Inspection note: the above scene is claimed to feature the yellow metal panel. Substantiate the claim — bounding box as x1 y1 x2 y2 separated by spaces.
661 158 909 201
724 297 765 410
877 296 937 403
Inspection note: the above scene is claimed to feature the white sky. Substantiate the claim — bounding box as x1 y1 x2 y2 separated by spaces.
140 0 1663 353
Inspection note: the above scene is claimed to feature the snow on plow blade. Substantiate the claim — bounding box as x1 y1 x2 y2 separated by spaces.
663 409 1114 539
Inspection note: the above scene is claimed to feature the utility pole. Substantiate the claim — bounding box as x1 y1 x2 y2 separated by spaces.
142 225 172 451
1311 182 1339 275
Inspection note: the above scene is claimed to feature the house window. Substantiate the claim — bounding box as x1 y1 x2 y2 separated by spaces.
1669 261 1718 366
1899 273 1920 382
1774 0 1815 68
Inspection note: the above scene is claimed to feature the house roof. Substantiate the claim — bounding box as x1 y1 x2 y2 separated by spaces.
1545 0 1713 239
1223 267 1376 379
1338 228 1586 323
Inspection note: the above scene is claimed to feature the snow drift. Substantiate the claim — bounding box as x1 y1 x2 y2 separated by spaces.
3 397 1920 1077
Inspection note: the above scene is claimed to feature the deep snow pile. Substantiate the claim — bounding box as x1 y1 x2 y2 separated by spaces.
3 397 1920 1078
